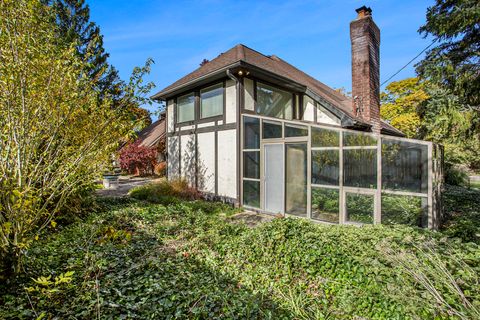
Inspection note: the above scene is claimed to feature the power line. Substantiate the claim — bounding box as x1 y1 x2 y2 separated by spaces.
381 40 436 86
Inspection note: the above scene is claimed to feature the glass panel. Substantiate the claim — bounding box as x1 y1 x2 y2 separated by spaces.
243 117 260 149
312 150 339 185
285 125 308 137
256 82 293 120
343 131 377 146
311 188 339 223
177 93 195 123
346 193 374 224
312 127 339 147
264 144 284 213
343 149 377 188
382 139 429 193
262 121 282 139
285 143 307 217
243 151 260 179
243 180 260 208
200 83 223 118
381 194 428 227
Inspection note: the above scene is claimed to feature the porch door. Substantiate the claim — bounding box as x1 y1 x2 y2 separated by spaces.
264 143 284 214
285 143 308 217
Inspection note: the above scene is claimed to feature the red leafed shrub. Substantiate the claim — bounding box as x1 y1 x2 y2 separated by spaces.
154 161 167 176
119 142 157 176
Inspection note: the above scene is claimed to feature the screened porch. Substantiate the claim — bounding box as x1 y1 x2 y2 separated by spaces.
241 114 443 229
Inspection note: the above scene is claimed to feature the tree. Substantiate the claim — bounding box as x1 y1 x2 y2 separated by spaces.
0 0 152 274
380 78 428 138
416 0 480 107
44 0 153 131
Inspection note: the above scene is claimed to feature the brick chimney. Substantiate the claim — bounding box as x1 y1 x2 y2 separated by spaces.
350 6 381 133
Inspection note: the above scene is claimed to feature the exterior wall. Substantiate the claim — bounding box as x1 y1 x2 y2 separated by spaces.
303 99 315 122
225 80 237 123
317 105 341 125
166 99 175 133
217 129 237 199
167 136 179 179
197 132 216 193
244 78 255 111
180 134 196 186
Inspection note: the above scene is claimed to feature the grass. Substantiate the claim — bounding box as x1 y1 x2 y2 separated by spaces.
1 183 479 319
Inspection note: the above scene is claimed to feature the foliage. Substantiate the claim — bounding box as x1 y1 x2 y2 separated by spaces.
441 185 480 243
0 0 153 274
45 0 153 131
129 178 202 203
154 161 167 177
1 193 478 319
380 77 428 138
417 0 480 107
118 142 157 176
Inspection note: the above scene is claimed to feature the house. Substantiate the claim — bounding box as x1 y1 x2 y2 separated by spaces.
134 112 167 163
151 6 443 228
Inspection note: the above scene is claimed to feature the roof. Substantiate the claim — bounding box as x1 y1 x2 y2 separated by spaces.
152 44 403 136
135 116 166 148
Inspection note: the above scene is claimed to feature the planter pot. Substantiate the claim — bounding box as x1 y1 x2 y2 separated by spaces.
103 174 119 189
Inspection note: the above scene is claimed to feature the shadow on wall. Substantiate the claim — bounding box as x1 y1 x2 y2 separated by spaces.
168 137 180 178
182 135 214 190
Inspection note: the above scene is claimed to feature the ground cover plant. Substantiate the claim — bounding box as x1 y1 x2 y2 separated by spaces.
1 182 479 319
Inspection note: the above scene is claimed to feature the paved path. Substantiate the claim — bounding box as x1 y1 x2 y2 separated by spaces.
228 211 276 227
96 176 159 198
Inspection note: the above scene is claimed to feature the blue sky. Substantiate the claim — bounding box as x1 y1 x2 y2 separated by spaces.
87 0 434 116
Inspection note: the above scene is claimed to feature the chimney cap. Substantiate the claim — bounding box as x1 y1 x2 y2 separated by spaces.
355 6 372 18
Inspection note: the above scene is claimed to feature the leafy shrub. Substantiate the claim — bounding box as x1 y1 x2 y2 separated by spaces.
129 178 201 203
445 163 470 186
118 142 157 176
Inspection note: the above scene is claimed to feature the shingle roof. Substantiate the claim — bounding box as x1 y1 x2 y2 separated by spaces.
152 44 403 136
135 117 166 148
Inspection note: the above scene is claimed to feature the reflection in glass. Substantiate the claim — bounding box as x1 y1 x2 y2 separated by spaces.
177 93 195 123
262 121 282 139
311 127 339 147
285 143 307 217
243 117 260 149
381 194 428 227
343 131 377 146
346 193 374 224
256 82 293 120
285 125 308 137
200 83 223 118
312 150 339 185
343 149 377 188
382 139 428 193
243 180 260 208
312 188 339 223
243 152 260 179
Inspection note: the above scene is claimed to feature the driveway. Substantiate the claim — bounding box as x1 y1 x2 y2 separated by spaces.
96 175 159 198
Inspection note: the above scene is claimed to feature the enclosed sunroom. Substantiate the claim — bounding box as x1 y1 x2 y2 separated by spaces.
152 7 443 229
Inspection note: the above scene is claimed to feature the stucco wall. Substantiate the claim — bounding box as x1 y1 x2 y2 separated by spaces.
217 129 237 199
167 136 180 179
244 78 255 111
197 132 216 193
180 134 196 186
225 79 237 123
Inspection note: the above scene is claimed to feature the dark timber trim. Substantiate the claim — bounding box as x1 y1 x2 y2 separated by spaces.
166 122 236 137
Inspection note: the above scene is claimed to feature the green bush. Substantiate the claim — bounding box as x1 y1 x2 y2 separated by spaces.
2 194 479 319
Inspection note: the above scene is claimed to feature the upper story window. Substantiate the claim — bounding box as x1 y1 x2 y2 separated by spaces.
200 83 224 119
256 82 293 120
177 92 195 123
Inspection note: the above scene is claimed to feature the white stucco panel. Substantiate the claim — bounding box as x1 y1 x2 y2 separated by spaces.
197 132 215 193
244 78 254 111
303 100 315 122
217 129 237 199
167 99 175 133
225 79 237 124
180 134 196 187
167 136 180 180
317 105 341 125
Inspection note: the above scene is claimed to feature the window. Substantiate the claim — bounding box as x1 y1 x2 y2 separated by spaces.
312 127 339 147
200 83 223 119
256 82 293 120
285 125 308 137
381 194 428 227
346 193 374 224
177 93 195 123
243 117 260 149
312 188 339 223
262 120 282 139
312 150 339 185
243 152 260 179
343 149 377 188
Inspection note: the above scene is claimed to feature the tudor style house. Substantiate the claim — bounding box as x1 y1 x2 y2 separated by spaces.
151 7 443 228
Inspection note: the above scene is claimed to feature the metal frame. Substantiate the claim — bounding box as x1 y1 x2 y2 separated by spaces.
240 112 436 228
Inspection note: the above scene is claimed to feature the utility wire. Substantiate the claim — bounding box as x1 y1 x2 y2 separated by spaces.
381 40 437 86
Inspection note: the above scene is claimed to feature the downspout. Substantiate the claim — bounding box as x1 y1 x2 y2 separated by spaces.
226 69 242 207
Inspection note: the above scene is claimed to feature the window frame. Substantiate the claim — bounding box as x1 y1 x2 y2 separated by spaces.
254 80 297 120
200 82 225 120
175 92 196 124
